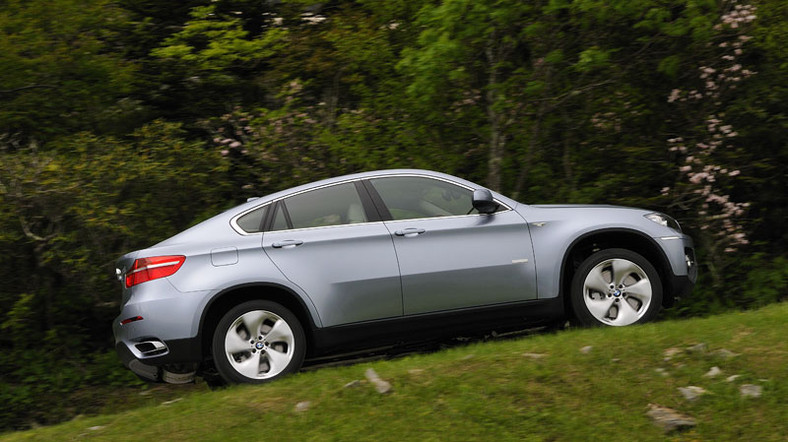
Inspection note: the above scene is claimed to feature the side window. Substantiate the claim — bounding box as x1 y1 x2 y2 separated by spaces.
270 204 289 231
235 205 267 233
369 176 477 220
280 182 368 229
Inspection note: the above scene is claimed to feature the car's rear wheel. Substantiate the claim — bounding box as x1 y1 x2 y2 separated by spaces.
570 249 662 327
212 300 305 384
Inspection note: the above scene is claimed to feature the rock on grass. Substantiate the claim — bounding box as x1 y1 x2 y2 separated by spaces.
365 368 392 394
740 384 762 398
647 404 697 433
678 386 708 401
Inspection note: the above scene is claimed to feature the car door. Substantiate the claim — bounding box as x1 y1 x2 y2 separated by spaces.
367 175 537 315
262 181 402 327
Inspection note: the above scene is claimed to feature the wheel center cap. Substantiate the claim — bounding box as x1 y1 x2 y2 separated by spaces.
255 342 264 350
612 289 622 297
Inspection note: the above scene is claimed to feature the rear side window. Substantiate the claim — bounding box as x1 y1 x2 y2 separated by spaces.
236 206 268 233
278 182 368 230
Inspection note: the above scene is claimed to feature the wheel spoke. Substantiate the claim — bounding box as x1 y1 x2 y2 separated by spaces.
586 296 615 320
234 352 262 378
611 259 638 286
240 310 267 338
225 328 251 354
625 278 652 302
584 265 610 294
612 298 639 325
265 319 294 345
264 348 291 376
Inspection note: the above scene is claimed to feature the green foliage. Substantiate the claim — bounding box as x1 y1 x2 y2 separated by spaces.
152 5 288 72
739 256 788 308
0 0 138 141
0 348 146 431
575 46 612 72
0 121 229 430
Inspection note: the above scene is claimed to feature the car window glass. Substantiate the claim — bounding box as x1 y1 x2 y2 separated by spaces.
282 182 368 229
271 204 289 231
236 206 267 233
370 176 478 220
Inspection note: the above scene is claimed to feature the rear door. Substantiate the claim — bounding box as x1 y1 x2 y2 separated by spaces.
367 175 537 315
262 181 402 327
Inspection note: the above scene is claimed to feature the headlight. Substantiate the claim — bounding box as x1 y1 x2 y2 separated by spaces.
645 213 682 232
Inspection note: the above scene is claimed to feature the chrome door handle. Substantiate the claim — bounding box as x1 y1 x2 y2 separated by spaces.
394 228 426 237
272 239 304 249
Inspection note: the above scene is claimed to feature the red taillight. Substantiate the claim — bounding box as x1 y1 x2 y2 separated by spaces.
125 255 186 288
120 316 144 325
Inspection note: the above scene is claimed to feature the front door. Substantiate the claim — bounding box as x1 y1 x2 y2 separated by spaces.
368 176 537 315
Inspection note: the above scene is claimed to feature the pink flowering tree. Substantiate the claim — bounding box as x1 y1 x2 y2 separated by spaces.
662 3 756 286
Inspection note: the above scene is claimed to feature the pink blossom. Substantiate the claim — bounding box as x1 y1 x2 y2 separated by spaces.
689 172 708 184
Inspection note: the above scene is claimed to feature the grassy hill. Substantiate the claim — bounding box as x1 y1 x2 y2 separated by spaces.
3 303 786 441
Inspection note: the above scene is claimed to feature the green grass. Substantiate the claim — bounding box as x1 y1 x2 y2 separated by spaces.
3 303 786 441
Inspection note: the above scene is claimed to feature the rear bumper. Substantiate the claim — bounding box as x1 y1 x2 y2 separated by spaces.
115 337 202 383
112 280 210 382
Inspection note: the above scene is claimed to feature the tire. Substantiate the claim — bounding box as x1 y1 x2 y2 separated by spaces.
212 300 306 384
570 248 662 327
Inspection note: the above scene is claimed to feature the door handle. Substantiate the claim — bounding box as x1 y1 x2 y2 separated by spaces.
272 239 304 249
394 228 426 237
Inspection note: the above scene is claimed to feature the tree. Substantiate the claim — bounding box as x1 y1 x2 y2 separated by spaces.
0 0 138 142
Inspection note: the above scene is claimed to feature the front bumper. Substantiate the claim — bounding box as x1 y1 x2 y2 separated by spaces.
660 235 697 305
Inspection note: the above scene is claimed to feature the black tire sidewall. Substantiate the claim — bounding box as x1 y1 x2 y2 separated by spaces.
211 300 306 384
570 248 663 327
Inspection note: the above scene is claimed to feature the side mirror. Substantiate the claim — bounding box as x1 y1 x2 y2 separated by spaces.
472 189 499 214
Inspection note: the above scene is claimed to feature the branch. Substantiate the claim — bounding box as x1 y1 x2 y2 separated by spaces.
18 216 48 242
535 80 617 109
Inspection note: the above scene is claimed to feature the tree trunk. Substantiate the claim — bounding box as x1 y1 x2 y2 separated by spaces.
485 36 504 191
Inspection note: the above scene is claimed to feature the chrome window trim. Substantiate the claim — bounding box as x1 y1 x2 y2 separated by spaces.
367 173 512 220
229 173 511 235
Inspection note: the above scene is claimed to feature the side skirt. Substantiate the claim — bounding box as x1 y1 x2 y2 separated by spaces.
309 297 565 357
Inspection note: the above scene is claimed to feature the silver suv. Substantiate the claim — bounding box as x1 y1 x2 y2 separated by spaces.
113 170 696 384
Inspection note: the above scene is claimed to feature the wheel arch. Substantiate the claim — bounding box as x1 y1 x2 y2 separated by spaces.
198 283 319 363
559 228 675 316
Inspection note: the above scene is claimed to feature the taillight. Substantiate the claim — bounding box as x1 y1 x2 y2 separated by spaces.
125 255 186 288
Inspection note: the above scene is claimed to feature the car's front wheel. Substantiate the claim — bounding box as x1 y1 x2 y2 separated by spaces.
212 300 306 384
570 249 663 326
